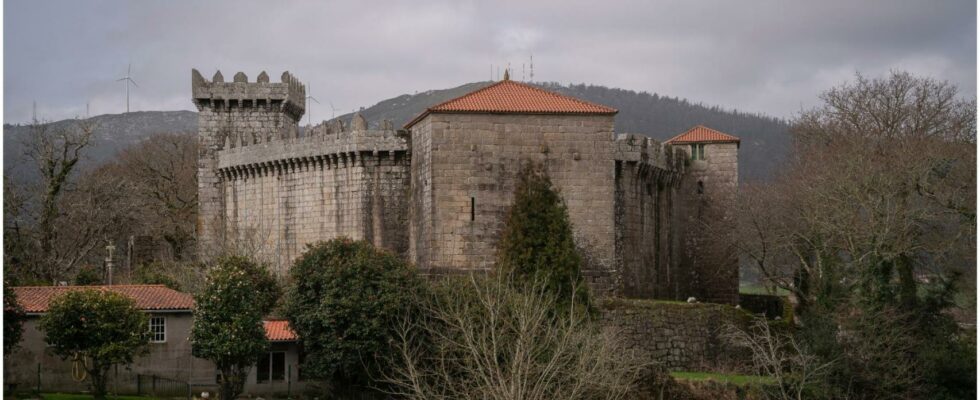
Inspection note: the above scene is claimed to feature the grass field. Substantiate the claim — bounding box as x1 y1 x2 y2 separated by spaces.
670 371 776 386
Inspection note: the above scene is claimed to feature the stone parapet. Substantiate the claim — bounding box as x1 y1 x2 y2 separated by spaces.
192 69 306 120
217 129 409 172
613 133 686 174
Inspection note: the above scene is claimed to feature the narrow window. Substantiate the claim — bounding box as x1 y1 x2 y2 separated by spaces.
149 316 166 343
470 197 475 221
257 352 287 383
697 180 704 195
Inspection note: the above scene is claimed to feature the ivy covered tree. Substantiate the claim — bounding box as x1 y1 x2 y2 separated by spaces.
191 256 279 400
39 290 149 400
4 282 25 355
496 165 591 312
283 238 423 391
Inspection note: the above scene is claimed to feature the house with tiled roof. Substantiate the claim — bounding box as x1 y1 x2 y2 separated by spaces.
4 285 305 397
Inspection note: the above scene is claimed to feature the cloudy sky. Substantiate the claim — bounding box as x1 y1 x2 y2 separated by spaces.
4 0 976 124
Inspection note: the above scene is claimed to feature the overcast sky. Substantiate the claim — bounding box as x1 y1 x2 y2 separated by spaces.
3 0 976 124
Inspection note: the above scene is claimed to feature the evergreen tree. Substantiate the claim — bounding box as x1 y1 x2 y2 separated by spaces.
191 256 278 400
40 290 149 400
496 165 590 312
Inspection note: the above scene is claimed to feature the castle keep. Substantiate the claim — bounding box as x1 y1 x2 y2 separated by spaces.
193 69 739 303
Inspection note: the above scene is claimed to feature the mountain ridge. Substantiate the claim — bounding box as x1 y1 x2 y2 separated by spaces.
4 82 791 182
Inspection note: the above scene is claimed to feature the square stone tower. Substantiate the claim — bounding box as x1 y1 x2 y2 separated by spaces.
665 125 740 304
404 78 621 293
191 69 306 257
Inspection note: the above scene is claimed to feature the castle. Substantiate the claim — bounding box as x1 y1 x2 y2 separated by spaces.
193 69 739 303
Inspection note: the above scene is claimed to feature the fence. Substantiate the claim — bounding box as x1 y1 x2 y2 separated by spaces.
136 374 190 399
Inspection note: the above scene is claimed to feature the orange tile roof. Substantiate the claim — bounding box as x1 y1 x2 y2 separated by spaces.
12 285 194 314
665 125 740 144
405 80 617 129
263 320 297 342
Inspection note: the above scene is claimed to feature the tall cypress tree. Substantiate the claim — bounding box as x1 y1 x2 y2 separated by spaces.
496 165 591 312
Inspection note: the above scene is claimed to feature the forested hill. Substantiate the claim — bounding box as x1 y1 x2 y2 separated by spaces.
4 111 198 184
335 81 792 181
4 82 791 182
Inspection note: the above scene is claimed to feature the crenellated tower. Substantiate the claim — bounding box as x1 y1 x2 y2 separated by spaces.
191 69 306 257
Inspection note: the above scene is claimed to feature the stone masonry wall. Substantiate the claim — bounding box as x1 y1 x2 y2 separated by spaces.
193 70 305 257
675 142 739 304
600 299 751 371
613 134 684 299
408 113 618 294
218 128 410 274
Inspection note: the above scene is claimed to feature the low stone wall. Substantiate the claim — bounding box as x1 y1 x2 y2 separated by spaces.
738 294 788 320
600 298 752 371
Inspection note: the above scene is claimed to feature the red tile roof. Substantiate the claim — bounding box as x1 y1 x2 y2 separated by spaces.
665 125 740 144
263 320 297 342
12 285 194 314
405 80 617 129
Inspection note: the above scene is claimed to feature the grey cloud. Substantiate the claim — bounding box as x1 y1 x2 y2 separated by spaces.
4 0 975 123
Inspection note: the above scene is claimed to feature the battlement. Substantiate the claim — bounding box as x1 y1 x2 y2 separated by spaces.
614 133 685 173
216 114 408 172
191 69 306 119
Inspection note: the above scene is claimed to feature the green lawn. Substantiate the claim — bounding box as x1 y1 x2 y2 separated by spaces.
39 393 160 400
670 371 775 386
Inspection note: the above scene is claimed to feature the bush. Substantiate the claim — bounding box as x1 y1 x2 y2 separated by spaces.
4 282 25 354
191 256 279 400
39 290 149 400
283 238 423 391
384 275 644 400
496 165 590 313
133 263 182 291
73 265 103 285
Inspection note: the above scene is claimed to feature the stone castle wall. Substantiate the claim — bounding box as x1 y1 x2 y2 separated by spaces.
194 70 410 271
194 69 739 302
613 135 688 299
675 142 740 304
408 113 619 294
216 129 410 273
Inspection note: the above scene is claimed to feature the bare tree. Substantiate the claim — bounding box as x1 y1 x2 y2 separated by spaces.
737 71 976 312
383 275 646 400
109 132 198 259
13 118 97 282
722 317 833 400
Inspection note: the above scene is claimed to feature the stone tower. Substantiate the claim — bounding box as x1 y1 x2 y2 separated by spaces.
666 125 740 304
191 69 306 256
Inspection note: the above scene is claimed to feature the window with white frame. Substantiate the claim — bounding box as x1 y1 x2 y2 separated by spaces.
690 144 706 161
149 316 166 343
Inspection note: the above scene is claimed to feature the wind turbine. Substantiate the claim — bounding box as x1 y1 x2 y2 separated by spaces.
117 63 138 113
305 87 320 126
328 101 339 119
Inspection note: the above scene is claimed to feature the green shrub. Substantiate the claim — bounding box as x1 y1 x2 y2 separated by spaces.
133 263 182 291
496 165 590 313
73 265 103 285
39 290 149 400
283 238 423 391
